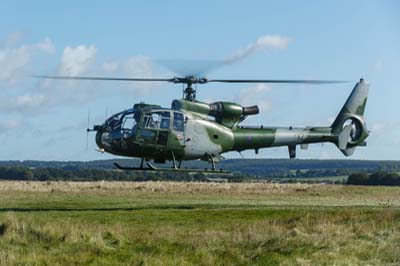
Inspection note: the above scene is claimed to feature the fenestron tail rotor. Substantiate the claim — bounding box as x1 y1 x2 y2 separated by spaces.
31 75 350 101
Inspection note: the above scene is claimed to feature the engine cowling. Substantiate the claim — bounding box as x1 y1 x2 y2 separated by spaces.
209 101 259 127
171 99 259 127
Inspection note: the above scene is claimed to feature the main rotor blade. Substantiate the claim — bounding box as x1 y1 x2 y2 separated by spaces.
207 79 349 84
31 75 350 86
31 75 173 82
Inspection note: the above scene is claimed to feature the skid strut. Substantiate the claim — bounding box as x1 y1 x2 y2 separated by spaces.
113 157 230 174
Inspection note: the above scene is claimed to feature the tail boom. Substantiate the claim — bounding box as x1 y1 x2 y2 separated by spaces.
230 78 369 158
232 126 334 152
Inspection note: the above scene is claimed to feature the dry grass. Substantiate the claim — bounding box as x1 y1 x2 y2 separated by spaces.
1 180 399 207
1 180 327 193
0 181 400 265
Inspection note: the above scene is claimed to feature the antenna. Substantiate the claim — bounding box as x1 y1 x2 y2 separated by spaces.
86 109 90 151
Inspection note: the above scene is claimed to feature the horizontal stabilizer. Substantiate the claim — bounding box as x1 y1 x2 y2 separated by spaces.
338 125 352 150
341 147 356 156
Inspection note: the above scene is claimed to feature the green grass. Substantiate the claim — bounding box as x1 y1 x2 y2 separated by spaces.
0 181 399 265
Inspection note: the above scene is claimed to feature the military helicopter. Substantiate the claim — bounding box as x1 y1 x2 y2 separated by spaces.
35 74 369 172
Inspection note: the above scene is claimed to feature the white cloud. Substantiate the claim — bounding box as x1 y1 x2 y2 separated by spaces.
35 37 55 54
100 56 160 95
233 83 272 111
224 34 290 64
1 31 25 48
0 37 55 81
25 44 99 108
0 119 20 133
122 56 154 78
0 93 47 114
102 56 155 77
58 45 97 76
1 43 161 115
15 94 47 110
0 47 29 80
31 50 160 111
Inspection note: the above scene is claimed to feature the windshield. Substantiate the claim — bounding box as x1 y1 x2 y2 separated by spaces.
105 109 140 134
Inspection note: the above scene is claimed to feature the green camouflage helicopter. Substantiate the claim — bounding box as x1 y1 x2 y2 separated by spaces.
36 75 369 172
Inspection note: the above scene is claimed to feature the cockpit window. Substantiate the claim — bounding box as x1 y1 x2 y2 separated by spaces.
160 112 170 129
105 109 140 136
120 111 140 135
145 113 160 128
105 112 124 131
173 112 184 131
122 114 136 130
143 111 171 129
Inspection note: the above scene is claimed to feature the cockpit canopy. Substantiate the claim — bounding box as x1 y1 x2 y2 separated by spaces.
104 108 141 133
104 108 185 134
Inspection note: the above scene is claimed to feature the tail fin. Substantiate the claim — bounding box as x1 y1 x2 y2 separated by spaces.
331 78 369 156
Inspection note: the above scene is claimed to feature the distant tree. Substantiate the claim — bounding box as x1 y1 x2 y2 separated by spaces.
347 171 400 186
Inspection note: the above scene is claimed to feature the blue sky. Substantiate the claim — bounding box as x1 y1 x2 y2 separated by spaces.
0 0 399 161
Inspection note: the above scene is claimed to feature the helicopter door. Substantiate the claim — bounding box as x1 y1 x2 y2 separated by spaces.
172 112 185 146
157 111 170 146
140 111 170 146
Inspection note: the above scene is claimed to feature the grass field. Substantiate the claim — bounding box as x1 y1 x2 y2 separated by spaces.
0 181 399 266
270 176 348 184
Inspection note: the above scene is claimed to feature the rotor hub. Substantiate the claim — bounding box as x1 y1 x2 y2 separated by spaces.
179 76 207 101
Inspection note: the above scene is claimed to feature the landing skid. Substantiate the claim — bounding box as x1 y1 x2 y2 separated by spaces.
114 153 231 174
113 162 231 174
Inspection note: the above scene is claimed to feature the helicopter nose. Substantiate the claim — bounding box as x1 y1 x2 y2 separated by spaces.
100 131 114 149
95 131 107 150
95 131 103 149
97 130 124 152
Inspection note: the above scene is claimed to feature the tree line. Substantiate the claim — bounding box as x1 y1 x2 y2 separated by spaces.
1 158 400 179
0 162 399 185
347 171 400 186
0 167 215 182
